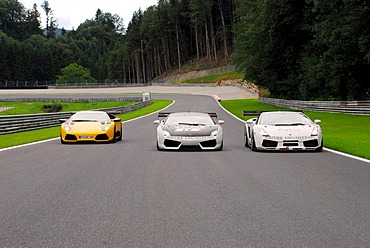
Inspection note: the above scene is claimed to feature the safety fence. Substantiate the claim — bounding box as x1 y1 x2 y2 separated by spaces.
0 80 147 89
0 98 152 135
0 97 143 103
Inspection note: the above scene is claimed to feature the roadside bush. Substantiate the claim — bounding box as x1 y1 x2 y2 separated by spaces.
42 103 63 112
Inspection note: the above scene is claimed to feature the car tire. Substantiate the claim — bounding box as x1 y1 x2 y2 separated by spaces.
156 141 160 150
117 131 122 141
251 134 257 151
244 132 249 147
111 133 117 143
316 139 323 152
60 137 66 144
217 141 223 151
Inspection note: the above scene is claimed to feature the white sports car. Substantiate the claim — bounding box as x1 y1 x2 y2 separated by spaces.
154 112 225 150
244 111 323 151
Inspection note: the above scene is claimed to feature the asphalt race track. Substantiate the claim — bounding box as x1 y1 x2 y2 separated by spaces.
1 91 370 247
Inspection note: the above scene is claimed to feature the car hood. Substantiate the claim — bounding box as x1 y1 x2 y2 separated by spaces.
163 124 219 136
258 125 316 137
67 122 104 132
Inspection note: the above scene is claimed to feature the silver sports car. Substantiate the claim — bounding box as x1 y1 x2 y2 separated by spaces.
244 111 323 151
154 112 225 150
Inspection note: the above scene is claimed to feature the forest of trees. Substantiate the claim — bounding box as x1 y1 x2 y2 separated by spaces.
233 0 370 100
0 0 369 100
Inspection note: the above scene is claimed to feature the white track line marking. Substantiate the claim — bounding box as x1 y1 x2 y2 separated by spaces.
0 138 59 152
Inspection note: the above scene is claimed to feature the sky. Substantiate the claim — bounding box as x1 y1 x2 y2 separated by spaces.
20 0 158 30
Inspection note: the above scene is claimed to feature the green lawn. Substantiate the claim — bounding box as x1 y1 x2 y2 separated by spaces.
221 99 370 160
0 100 172 149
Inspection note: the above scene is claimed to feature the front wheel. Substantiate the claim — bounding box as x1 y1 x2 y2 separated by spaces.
111 132 117 143
117 131 122 141
244 132 249 147
316 139 323 152
251 134 257 151
217 141 223 151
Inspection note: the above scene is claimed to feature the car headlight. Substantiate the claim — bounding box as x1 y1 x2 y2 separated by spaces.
311 126 319 136
64 125 72 131
211 130 218 137
102 125 110 131
163 130 171 138
258 127 270 138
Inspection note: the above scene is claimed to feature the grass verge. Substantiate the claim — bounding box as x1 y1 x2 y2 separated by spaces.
221 99 370 160
0 100 172 149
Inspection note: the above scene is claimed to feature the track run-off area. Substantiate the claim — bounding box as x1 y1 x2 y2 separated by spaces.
1 86 369 247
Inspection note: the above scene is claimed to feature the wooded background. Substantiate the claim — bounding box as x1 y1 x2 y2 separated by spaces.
1 0 369 100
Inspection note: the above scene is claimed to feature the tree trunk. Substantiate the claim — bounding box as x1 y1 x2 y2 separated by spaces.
176 21 181 68
123 60 126 84
141 40 146 83
135 53 141 84
210 11 218 61
218 0 229 60
194 19 200 59
204 23 210 60
129 60 133 84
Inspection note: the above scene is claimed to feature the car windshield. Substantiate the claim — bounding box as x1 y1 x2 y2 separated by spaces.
165 114 215 125
68 112 111 124
258 112 312 126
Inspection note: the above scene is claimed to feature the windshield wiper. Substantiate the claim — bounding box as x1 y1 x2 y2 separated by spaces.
275 123 305 126
73 119 98 122
178 122 205 126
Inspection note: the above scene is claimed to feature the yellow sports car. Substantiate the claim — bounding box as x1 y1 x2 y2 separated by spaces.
59 111 122 144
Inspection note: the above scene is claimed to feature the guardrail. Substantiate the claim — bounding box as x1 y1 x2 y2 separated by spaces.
0 97 143 102
0 80 147 89
259 97 370 115
0 99 152 135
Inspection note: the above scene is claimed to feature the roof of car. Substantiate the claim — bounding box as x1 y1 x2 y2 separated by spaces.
74 111 106 114
261 111 303 115
169 112 211 116
71 111 109 118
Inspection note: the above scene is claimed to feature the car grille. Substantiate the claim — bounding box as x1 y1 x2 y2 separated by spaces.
164 139 181 147
65 134 77 141
304 139 319 147
180 145 202 151
262 140 278 148
283 142 299 147
200 140 217 148
96 134 109 140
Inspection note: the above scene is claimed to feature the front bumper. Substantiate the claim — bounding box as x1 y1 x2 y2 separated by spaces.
61 131 114 143
256 137 321 151
158 135 222 150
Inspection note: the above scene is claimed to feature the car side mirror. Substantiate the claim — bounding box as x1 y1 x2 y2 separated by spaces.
59 119 67 123
153 120 160 125
314 119 321 124
114 118 121 123
218 120 225 125
246 119 254 125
